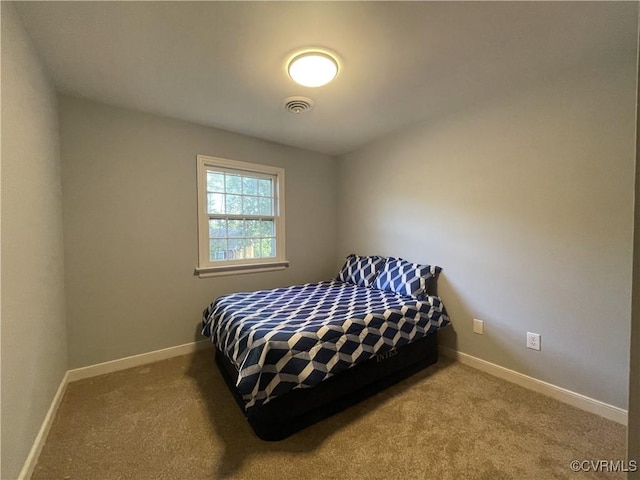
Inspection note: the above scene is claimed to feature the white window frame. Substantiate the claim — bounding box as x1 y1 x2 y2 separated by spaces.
195 154 288 277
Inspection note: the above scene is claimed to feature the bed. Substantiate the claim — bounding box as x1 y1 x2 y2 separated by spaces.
201 254 450 440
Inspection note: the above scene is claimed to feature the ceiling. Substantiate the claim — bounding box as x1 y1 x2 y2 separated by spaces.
13 1 637 156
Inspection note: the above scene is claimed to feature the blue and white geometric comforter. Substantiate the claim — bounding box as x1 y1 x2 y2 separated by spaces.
202 280 450 410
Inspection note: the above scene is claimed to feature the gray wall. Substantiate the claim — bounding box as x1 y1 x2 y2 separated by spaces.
59 96 338 369
629 37 640 476
338 60 636 409
630 135 640 474
1 4 68 479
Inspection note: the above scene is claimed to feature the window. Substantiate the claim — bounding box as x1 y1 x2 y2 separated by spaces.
196 155 288 277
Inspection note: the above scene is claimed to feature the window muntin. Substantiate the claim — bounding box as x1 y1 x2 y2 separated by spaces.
196 155 286 276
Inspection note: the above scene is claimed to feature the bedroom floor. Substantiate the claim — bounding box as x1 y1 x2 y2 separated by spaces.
32 348 626 480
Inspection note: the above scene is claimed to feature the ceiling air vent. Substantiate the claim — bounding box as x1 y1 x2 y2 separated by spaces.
283 96 314 114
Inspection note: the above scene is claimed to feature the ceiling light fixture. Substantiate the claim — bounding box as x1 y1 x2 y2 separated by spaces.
287 50 339 88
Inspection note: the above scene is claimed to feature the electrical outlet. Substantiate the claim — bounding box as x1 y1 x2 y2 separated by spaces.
473 318 484 334
527 332 541 351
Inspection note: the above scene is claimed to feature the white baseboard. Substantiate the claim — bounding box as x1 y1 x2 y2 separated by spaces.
439 346 628 425
19 339 212 479
67 339 212 382
17 371 69 480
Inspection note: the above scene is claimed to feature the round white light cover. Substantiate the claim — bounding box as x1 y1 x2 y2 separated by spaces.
288 53 338 87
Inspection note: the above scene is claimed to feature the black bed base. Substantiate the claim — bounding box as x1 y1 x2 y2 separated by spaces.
214 332 439 441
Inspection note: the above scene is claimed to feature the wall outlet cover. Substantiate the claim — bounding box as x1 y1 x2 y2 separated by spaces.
527 332 541 351
473 318 484 335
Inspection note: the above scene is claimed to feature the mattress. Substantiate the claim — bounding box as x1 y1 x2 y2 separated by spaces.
201 280 450 410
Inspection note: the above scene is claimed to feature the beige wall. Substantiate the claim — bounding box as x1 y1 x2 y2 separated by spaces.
338 60 636 409
1 4 68 478
59 96 338 369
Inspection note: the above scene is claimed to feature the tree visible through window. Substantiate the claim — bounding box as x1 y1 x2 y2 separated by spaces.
196 155 287 276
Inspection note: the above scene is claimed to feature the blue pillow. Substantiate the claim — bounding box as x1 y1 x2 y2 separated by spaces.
373 257 441 299
336 254 385 288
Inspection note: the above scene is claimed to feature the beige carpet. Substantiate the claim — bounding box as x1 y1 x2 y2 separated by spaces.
32 349 626 480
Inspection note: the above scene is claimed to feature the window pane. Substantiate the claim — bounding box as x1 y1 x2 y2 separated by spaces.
207 172 225 192
207 193 225 214
226 195 242 214
209 219 226 238
228 239 245 259
261 238 275 258
244 220 261 238
258 178 273 197
225 174 242 194
242 177 258 195
244 239 259 259
209 239 227 261
228 219 244 238
259 220 274 237
249 238 261 258
258 197 273 215
243 196 259 215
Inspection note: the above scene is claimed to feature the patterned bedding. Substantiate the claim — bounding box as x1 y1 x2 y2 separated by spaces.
202 280 450 410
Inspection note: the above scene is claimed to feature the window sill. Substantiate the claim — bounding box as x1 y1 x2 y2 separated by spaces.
195 261 290 278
